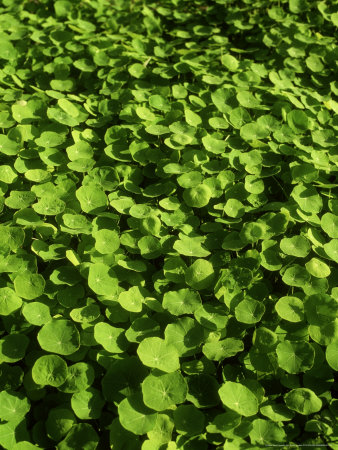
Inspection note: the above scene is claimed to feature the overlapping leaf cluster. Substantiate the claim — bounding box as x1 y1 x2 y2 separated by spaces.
0 0 337 448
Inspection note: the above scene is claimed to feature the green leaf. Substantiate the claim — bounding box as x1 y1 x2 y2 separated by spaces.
235 299 265 324
0 165 18 184
260 403 294 422
35 131 66 147
94 322 128 353
0 334 29 364
326 341 338 371
119 286 146 313
145 124 170 135
33 197 66 215
71 388 105 420
284 388 322 415
185 259 215 290
291 185 323 214
37 319 80 355
275 296 305 322
173 234 210 257
142 371 187 411
66 142 93 161
282 264 311 287
304 294 337 326
0 287 22 316
240 122 269 141
93 229 120 254
118 393 157 435
32 354 68 387
138 235 162 259
253 327 278 350
321 213 338 238
224 199 245 218
280 235 311 257
58 424 99 450
184 109 202 127
1 39 17 60
163 288 201 315
137 337 180 372
173 404 205 436
249 418 286 445
276 341 315 374
76 185 107 214
13 270 45 300
183 185 212 208
287 110 309 132
88 263 118 297
194 303 228 331
240 222 266 244
0 391 30 421
221 54 239 71
165 317 204 357
305 258 331 278
202 135 226 154
219 382 259 417
46 408 76 441
149 95 170 111
244 175 264 194
59 362 95 393
203 338 244 361
324 239 338 263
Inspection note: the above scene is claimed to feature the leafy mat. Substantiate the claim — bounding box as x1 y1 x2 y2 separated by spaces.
0 0 337 448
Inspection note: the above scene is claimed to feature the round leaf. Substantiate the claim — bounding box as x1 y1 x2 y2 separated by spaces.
71 388 105 420
163 289 201 315
37 319 80 355
58 424 99 450
235 299 265 324
183 185 212 208
14 270 45 300
46 408 76 441
284 388 322 415
0 391 30 422
184 258 215 290
276 341 314 374
321 213 338 238
0 287 22 316
88 263 118 297
275 296 305 322
280 236 311 257
219 382 259 417
22 302 51 326
326 341 338 371
142 371 187 411
118 393 157 435
305 258 331 278
173 405 205 436
137 337 180 372
32 355 68 387
93 229 120 254
94 322 128 353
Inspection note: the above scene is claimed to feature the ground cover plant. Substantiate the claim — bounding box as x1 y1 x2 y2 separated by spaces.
0 0 337 448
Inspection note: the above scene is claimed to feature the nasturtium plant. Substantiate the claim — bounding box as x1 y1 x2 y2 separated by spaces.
275 296 305 323
141 370 187 412
219 382 259 417
0 0 337 447
276 341 315 374
37 319 80 355
284 388 322 415
137 337 180 373
13 270 45 300
32 355 68 387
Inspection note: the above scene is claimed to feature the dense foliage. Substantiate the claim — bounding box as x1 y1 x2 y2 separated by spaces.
0 0 337 448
